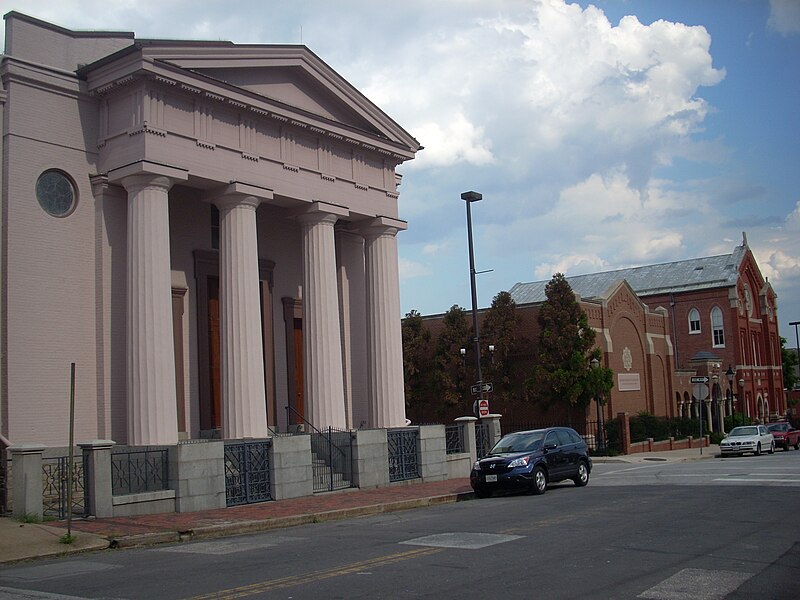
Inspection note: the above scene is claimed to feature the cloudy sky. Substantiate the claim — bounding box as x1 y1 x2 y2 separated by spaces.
3 0 799 341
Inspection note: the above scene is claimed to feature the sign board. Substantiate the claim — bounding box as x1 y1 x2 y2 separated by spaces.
478 398 490 417
690 376 709 384
617 373 641 392
471 382 494 395
692 383 709 400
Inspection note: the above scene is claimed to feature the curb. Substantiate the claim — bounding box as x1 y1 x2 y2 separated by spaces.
109 491 475 549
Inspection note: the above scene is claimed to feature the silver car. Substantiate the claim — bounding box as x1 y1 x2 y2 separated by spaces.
720 425 774 456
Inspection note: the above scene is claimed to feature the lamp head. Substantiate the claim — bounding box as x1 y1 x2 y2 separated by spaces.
460 191 482 202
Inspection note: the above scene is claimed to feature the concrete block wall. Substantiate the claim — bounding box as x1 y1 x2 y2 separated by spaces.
271 435 313 500
171 440 226 513
418 425 446 482
352 428 389 489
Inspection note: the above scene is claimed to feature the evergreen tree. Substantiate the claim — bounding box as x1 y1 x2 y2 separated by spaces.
401 310 433 410
433 305 470 410
481 291 524 406
781 336 798 398
528 273 612 408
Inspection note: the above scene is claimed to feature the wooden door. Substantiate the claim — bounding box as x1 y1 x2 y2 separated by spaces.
207 276 222 430
292 318 304 423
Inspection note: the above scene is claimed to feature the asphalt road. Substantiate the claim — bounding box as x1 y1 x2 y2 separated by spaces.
1 451 798 600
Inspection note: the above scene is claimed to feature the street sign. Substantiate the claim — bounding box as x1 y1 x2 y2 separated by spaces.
478 398 490 417
692 383 709 400
471 382 494 395
690 376 709 384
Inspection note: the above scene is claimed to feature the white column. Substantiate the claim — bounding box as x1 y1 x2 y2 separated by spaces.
297 203 349 429
364 217 407 428
336 230 368 429
215 192 268 439
121 174 178 446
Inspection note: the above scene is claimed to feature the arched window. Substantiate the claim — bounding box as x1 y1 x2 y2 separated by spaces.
688 308 701 334
711 307 725 347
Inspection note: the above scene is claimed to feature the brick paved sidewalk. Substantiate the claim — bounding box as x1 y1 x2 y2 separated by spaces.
50 478 474 547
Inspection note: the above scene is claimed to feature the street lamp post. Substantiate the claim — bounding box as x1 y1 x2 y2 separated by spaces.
791 320 800 392
725 365 735 427
461 191 485 415
738 377 745 425
590 357 605 453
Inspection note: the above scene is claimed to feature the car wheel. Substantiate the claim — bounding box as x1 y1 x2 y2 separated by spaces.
768 442 774 454
573 461 589 487
531 466 547 495
474 487 492 499
755 442 762 456
795 440 800 450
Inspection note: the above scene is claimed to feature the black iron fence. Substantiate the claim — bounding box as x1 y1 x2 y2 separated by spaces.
42 456 87 519
445 424 465 454
388 428 420 482
111 448 170 495
311 427 355 493
475 422 490 458
224 439 273 507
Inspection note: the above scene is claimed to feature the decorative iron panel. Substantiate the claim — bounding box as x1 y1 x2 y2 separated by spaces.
388 428 420 482
42 456 87 520
445 424 465 454
111 449 170 495
224 440 273 507
475 423 491 459
311 427 355 493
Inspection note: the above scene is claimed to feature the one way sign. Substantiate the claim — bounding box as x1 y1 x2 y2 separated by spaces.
471 382 494 394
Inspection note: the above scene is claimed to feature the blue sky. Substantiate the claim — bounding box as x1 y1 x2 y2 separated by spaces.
3 0 799 341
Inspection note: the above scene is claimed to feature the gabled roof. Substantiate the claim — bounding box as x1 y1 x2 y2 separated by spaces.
78 37 420 158
510 244 746 305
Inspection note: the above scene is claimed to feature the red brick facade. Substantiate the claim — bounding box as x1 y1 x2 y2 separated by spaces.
643 245 784 421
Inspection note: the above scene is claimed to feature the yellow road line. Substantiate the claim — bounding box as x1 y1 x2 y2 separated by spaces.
187 546 442 599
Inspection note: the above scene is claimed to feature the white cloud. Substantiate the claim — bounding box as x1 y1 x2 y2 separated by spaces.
756 201 800 285
398 257 432 280
769 0 800 35
423 241 451 255
409 113 494 168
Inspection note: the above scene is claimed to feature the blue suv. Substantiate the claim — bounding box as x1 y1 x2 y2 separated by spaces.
470 427 592 498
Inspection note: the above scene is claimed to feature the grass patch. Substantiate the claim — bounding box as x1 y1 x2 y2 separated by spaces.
59 533 76 545
17 513 42 524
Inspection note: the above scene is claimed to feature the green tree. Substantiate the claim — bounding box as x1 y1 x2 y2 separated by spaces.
781 336 798 401
433 305 470 409
401 310 433 410
481 291 524 406
528 273 612 408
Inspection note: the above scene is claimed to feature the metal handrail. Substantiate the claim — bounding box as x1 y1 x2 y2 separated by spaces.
286 404 325 437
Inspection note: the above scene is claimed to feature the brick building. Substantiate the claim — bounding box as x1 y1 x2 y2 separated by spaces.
509 235 785 427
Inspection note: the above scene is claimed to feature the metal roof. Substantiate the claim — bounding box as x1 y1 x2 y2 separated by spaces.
509 245 746 305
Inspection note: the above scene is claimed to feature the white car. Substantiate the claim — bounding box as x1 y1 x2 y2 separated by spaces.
720 425 774 456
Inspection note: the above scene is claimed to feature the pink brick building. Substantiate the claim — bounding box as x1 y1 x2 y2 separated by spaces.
0 12 419 447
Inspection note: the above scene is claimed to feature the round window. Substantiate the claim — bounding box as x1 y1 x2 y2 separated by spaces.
36 170 77 217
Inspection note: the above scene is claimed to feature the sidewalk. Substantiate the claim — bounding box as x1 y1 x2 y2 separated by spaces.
0 445 718 565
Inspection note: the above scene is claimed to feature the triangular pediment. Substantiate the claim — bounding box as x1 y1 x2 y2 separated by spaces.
81 42 420 156
149 45 419 151
189 65 377 133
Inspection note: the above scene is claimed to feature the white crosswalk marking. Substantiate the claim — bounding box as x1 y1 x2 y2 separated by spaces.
638 568 753 600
